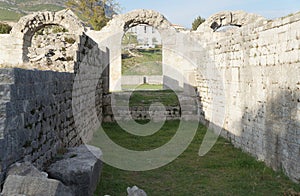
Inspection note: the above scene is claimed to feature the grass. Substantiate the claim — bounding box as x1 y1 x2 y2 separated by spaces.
0 2 17 10
0 8 23 21
0 2 64 22
122 48 162 75
15 0 36 4
92 121 300 196
20 4 64 12
113 89 180 107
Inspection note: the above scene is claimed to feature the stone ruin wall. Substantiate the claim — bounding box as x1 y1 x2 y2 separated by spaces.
0 21 109 184
192 11 300 182
0 9 299 184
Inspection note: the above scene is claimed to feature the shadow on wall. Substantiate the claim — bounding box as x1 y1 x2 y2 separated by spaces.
233 89 300 182
264 89 300 182
0 32 110 186
0 68 77 186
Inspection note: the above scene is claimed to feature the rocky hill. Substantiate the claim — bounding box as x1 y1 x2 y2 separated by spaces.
0 0 115 23
0 0 67 21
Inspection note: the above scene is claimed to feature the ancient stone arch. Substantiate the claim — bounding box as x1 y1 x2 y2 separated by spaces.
94 9 177 91
197 10 267 32
103 9 175 33
10 9 85 63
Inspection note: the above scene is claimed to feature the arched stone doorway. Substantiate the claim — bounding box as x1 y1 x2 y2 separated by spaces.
10 9 85 64
197 10 266 32
121 24 163 90
95 9 177 91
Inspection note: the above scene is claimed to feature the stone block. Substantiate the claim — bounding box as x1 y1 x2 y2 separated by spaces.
47 145 102 196
1 175 73 196
7 162 47 178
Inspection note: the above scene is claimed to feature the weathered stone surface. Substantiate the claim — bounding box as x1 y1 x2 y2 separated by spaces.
102 92 198 122
105 9 173 32
0 9 85 65
47 145 103 196
197 10 267 32
2 162 73 195
27 27 77 72
7 162 47 178
193 11 300 183
1 175 73 196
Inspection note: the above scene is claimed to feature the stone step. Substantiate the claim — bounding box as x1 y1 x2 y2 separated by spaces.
181 115 200 121
103 92 200 122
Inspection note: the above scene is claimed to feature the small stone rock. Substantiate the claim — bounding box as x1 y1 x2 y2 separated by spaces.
127 185 147 196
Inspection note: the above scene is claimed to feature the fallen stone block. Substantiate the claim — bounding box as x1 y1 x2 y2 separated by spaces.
47 145 103 196
7 161 48 178
1 175 73 196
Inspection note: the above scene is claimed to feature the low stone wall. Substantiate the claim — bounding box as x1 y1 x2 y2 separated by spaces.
103 104 181 122
121 75 163 86
101 92 199 122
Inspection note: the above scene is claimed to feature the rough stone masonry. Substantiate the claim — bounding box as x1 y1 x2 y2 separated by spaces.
0 8 299 185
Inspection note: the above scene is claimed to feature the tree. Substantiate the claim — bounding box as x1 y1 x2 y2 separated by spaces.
66 0 120 30
192 16 205 31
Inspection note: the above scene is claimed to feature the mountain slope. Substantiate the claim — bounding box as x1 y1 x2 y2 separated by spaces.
0 0 66 21
0 0 115 23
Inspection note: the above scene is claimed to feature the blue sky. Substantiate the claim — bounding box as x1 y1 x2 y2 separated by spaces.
117 0 300 28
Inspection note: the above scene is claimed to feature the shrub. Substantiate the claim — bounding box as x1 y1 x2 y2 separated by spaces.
0 23 12 34
65 37 76 44
52 26 68 33
66 56 74 61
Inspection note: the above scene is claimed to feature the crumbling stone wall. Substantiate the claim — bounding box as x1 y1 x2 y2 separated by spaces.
0 9 85 65
28 25 78 72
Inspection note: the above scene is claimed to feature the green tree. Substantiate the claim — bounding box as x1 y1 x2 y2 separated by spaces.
66 0 120 30
192 16 205 31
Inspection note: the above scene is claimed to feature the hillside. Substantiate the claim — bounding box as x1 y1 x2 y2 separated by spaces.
0 0 67 21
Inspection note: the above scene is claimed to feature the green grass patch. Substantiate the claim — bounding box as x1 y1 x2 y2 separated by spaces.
122 84 163 91
113 89 180 107
0 8 23 21
20 4 64 12
122 48 162 75
0 2 17 10
93 121 300 195
15 0 37 4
